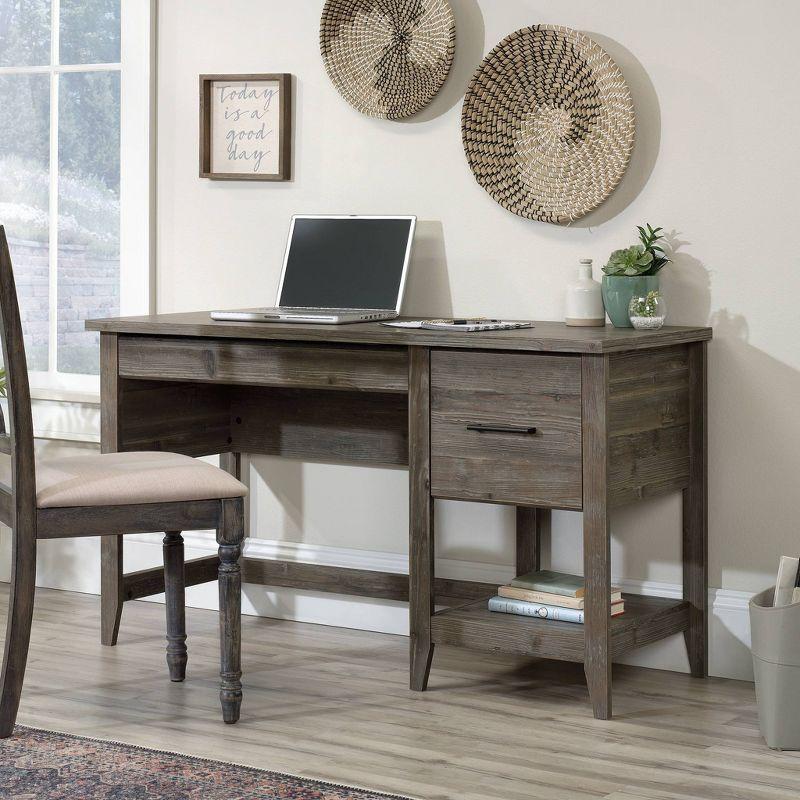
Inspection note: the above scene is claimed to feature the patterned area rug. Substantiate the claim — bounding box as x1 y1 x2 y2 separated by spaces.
0 727 412 799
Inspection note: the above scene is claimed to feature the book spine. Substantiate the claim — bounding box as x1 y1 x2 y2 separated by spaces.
488 596 585 624
509 580 582 597
498 587 623 607
498 587 584 608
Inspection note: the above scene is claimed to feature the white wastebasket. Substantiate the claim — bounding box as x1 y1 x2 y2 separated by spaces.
749 587 800 750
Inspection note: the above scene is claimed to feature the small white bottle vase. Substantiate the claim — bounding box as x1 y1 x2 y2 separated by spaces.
565 258 605 327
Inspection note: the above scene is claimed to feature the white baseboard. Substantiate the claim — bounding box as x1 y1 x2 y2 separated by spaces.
128 532 756 682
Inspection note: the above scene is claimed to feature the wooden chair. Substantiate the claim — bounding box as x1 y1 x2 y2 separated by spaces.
0 226 247 738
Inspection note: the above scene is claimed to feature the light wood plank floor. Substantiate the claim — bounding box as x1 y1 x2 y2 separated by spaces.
2 585 799 800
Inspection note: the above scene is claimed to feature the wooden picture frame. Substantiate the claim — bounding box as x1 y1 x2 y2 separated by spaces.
199 73 292 181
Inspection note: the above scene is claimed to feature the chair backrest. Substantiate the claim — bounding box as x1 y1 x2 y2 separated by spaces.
0 226 37 532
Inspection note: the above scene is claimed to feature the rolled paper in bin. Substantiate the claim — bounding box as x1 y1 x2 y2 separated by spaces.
749 587 800 750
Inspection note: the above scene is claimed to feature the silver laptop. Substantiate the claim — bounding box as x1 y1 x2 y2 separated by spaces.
211 214 416 324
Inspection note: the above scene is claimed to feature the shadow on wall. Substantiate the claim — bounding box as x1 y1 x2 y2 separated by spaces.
243 456 305 618
240 216 456 612
626 233 800 586
574 33 661 228
402 219 454 317
660 231 712 327
400 0 485 125
249 457 306 542
704 309 800 586
637 266 800 576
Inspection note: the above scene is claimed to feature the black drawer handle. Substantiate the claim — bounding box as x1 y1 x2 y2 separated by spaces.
466 423 537 435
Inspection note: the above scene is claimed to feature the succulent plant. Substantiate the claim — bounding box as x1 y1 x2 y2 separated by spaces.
0 367 6 398
603 244 653 276
636 223 671 274
602 223 672 277
629 290 662 317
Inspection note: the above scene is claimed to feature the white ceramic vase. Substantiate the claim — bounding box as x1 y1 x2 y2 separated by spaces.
565 258 605 327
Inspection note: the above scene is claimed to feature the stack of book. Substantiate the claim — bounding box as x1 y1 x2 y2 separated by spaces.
488 569 625 624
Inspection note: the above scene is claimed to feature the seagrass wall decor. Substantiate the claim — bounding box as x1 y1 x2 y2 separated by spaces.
461 25 635 224
320 0 456 120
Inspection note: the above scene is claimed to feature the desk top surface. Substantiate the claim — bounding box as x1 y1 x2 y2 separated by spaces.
86 312 712 354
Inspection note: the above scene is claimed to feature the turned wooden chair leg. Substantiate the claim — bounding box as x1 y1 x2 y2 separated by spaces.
0 535 37 738
217 498 244 724
163 531 187 682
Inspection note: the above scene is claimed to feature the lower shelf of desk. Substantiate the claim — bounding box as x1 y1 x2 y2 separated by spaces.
430 594 690 663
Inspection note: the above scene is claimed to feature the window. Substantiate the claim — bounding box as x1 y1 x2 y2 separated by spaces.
0 0 151 394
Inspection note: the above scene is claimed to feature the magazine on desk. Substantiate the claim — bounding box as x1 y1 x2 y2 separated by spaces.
382 318 533 332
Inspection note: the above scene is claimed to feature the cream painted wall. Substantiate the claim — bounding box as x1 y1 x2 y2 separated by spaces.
4 0 798 681
157 0 800 595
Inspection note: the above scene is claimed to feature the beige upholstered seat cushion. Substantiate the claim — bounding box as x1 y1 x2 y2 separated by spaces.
0 451 247 508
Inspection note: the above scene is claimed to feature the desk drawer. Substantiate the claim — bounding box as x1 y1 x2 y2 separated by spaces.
430 350 582 508
118 336 408 392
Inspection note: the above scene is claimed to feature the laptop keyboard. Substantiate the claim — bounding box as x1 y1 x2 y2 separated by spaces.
278 307 386 314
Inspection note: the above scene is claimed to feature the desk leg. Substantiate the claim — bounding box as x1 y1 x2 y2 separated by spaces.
516 507 545 575
220 452 242 481
100 333 123 646
683 341 708 677
582 354 612 720
409 347 434 691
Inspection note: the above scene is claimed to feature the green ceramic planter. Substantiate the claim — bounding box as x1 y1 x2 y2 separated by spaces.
601 275 660 328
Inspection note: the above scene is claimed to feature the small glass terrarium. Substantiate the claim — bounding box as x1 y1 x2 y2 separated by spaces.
628 290 666 330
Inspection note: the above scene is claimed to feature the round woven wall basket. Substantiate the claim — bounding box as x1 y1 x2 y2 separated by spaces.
462 25 635 224
320 0 456 120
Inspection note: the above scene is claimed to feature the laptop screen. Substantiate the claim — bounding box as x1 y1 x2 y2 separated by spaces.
278 217 414 310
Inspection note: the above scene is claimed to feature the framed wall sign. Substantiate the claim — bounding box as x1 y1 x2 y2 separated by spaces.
199 73 292 181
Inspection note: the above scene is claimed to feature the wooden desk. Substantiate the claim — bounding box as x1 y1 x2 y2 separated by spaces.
86 313 711 719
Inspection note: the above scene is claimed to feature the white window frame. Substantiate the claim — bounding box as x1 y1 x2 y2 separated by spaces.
0 0 154 399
